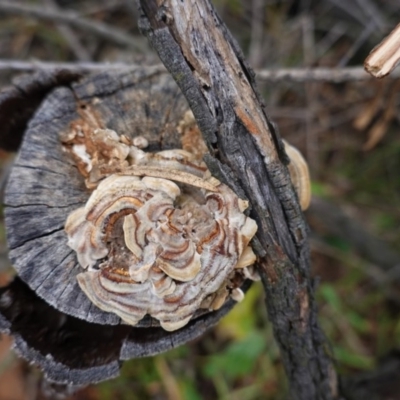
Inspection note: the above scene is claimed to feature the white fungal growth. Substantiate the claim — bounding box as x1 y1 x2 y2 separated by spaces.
92 129 130 160
72 144 92 172
132 136 149 149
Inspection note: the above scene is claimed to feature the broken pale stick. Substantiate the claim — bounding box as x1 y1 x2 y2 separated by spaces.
365 22 400 78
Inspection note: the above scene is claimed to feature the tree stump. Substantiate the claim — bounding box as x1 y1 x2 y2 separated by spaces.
0 66 251 385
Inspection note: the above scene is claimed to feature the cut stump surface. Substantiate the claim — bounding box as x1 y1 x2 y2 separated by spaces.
0 66 250 384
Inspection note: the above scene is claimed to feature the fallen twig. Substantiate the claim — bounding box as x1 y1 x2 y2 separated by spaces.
365 22 400 78
1 60 400 82
257 66 400 82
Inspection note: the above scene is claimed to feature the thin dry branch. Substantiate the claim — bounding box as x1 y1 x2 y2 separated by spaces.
365 22 400 77
260 66 399 83
2 60 399 82
0 1 147 53
0 60 141 72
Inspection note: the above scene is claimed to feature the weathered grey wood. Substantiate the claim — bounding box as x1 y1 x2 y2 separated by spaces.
0 70 82 151
13 336 121 386
0 277 246 384
0 65 256 383
71 66 188 151
0 278 126 385
4 84 118 324
4 67 191 325
136 1 338 399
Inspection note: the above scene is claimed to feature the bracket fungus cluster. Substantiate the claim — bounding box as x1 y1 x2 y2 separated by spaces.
62 109 311 332
60 104 310 331
64 128 259 331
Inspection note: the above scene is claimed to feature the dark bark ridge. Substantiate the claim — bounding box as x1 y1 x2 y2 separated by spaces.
137 1 338 399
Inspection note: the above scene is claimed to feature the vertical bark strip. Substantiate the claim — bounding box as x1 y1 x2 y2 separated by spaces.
136 1 339 398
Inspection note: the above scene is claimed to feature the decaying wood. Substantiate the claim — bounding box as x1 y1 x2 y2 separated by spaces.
0 277 247 385
365 22 400 78
4 66 191 323
0 70 82 151
137 1 338 399
0 66 255 383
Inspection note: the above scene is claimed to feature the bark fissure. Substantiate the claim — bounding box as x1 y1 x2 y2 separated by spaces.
5 202 84 209
8 226 64 251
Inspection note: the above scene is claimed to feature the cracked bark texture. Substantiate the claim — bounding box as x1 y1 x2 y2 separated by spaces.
136 1 339 399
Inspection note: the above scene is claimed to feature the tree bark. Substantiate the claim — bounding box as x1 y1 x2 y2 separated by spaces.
136 1 339 398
